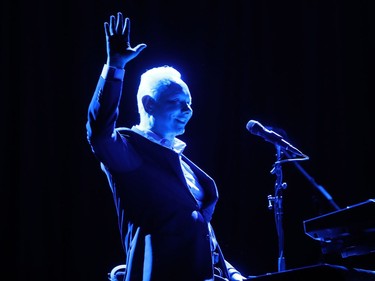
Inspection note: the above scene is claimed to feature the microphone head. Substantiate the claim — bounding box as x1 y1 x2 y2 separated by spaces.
246 120 263 135
246 119 308 158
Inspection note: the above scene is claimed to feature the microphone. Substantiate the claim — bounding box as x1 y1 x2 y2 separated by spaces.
246 120 307 157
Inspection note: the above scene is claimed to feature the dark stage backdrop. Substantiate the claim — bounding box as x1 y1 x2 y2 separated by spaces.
3 0 374 280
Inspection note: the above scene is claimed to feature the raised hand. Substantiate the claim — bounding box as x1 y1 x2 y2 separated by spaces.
104 12 147 68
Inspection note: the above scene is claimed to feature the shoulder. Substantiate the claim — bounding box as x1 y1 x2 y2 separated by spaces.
116 127 149 144
116 127 134 137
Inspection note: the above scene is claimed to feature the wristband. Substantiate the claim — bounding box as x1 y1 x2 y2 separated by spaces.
101 64 125 80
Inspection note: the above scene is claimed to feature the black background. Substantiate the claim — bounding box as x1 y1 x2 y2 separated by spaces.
3 0 374 280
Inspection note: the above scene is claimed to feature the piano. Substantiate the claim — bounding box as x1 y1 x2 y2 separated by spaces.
246 200 375 281
303 198 375 258
246 263 375 281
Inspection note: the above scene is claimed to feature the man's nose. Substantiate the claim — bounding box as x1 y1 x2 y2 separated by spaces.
181 102 192 113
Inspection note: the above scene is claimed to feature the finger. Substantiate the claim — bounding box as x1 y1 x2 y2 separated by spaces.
109 15 116 35
104 22 110 38
116 12 123 34
123 17 130 42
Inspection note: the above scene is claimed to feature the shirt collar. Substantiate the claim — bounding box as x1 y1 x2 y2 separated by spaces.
131 125 186 154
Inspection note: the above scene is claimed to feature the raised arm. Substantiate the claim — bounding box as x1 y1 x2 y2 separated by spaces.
86 12 146 170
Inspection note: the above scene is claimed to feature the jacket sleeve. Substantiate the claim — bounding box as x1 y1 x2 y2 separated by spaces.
86 65 141 172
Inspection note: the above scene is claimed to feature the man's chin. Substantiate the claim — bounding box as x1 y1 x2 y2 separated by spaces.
175 128 185 136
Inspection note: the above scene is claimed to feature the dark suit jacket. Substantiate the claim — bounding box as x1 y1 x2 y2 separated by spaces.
87 75 231 281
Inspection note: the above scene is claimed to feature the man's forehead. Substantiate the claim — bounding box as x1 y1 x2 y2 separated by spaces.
158 86 191 99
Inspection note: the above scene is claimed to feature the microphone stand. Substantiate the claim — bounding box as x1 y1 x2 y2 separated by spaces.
284 151 340 211
266 147 337 273
268 146 287 272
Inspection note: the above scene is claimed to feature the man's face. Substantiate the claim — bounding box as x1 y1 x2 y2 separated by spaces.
151 82 193 139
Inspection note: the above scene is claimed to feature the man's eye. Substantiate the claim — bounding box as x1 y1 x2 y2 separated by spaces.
167 99 191 107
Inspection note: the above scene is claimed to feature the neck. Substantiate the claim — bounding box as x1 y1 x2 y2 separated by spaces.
135 124 175 142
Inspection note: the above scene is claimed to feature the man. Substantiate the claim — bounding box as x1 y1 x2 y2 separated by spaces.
86 11 246 281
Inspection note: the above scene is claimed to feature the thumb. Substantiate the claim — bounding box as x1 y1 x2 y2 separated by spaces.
133 43 147 54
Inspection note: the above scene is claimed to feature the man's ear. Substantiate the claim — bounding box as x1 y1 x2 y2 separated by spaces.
142 95 155 114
